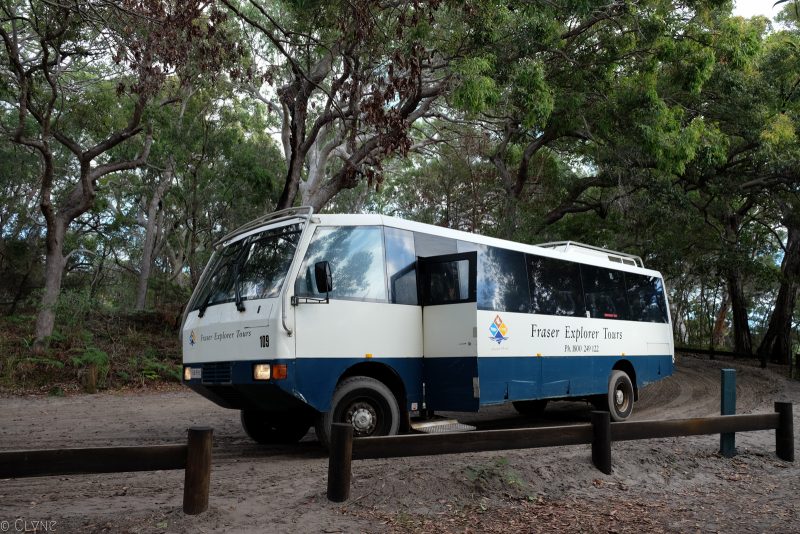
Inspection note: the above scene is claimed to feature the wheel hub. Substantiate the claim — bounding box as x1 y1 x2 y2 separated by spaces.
347 402 377 435
615 389 624 406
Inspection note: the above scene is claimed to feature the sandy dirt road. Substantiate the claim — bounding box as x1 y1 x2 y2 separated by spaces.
1 354 798 533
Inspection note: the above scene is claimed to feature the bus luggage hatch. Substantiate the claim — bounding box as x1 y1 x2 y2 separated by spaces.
419 252 479 412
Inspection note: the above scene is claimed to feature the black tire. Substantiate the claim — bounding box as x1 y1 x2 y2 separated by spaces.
240 410 311 444
316 376 400 448
512 399 549 416
607 370 634 422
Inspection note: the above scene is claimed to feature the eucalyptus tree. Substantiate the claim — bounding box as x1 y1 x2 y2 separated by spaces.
147 90 285 291
0 0 233 349
416 1 703 237
220 0 479 211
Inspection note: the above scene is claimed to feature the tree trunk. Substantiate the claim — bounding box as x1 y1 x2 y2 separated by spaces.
275 102 308 210
711 291 730 348
135 219 158 310
722 210 753 359
757 222 800 365
32 219 67 352
727 269 753 357
499 194 519 240
135 166 173 310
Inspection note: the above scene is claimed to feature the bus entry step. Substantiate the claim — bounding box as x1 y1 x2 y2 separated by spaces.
410 419 476 434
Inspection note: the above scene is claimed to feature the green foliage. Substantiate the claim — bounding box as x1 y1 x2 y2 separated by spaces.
71 346 109 372
140 349 181 382
3 314 34 326
21 356 65 369
512 60 554 128
54 290 96 330
451 56 499 113
71 346 110 388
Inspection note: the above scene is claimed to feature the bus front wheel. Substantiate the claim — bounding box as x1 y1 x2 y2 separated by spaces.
317 376 400 448
240 410 312 444
607 370 634 422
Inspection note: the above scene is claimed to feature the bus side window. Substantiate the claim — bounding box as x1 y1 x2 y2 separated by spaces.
625 273 668 323
527 254 585 317
294 226 387 302
476 246 529 313
580 265 628 320
385 227 418 305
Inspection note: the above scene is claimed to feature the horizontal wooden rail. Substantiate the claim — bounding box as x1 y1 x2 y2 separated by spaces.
328 403 794 502
0 426 213 515
350 413 781 461
0 445 187 478
611 413 780 442
353 424 593 460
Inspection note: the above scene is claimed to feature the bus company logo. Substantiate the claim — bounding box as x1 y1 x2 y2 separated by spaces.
189 330 197 347
489 315 509 344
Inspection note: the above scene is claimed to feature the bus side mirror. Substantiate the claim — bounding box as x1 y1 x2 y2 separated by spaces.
315 261 333 294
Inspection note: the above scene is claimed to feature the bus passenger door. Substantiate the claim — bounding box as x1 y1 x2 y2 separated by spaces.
419 252 479 412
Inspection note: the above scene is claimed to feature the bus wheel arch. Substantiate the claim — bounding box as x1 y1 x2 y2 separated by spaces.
337 362 408 413
316 375 401 448
612 360 638 401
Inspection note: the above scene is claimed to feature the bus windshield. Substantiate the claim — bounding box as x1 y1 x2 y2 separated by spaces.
192 223 303 312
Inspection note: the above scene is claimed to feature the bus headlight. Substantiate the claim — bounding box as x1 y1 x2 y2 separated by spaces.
253 364 271 381
184 366 203 381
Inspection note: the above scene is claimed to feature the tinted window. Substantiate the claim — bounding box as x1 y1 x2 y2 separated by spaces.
581 265 628 320
295 226 387 301
423 259 471 305
477 246 530 313
527 255 585 317
625 273 668 323
385 227 418 305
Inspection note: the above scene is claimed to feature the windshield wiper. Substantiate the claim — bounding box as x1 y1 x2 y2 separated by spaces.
234 263 245 312
233 247 247 312
197 290 213 318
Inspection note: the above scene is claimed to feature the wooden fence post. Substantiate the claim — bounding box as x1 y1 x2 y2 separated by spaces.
327 423 354 502
720 369 736 458
84 364 98 394
591 411 612 475
775 402 794 462
183 426 213 515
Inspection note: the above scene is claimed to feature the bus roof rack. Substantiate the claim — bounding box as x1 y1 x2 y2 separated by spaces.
215 206 315 247
535 241 644 268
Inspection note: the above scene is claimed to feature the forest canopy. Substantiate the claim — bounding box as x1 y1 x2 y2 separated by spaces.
0 0 798 384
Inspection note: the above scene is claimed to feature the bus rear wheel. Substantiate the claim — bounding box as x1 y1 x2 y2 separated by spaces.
607 370 634 422
316 376 400 448
240 410 312 444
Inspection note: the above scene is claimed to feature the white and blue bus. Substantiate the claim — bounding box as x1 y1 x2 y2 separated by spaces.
181 207 674 445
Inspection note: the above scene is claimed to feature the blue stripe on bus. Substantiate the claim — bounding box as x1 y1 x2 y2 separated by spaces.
189 354 672 413
293 354 672 412
475 354 672 406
